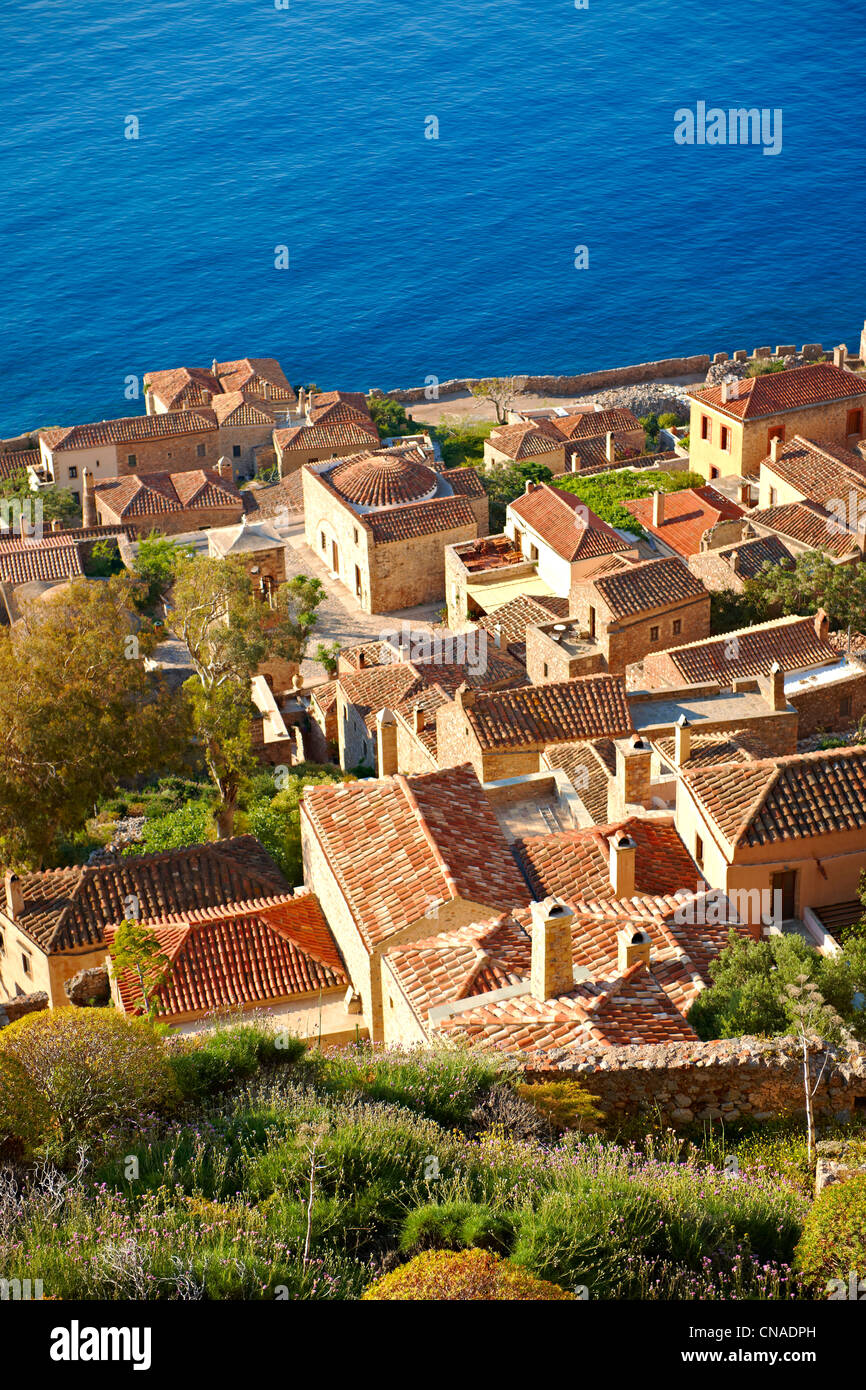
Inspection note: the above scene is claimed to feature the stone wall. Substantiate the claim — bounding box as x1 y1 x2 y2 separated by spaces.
371 354 712 404
0 991 49 1026
788 666 866 737
525 1035 866 1127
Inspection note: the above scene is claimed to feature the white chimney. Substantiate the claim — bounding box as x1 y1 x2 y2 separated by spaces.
674 713 692 766
608 832 637 899
730 378 740 399
605 431 615 462
769 436 783 464
493 623 502 649
652 489 665 527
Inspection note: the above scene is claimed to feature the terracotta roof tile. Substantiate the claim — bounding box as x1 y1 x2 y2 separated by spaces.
365 496 477 543
328 451 438 507
509 484 632 563
624 487 744 557
749 500 859 557
462 674 634 749
590 555 707 619
649 613 837 685
514 816 701 903
95 469 240 520
691 362 866 421
301 764 532 950
42 410 217 452
542 739 615 822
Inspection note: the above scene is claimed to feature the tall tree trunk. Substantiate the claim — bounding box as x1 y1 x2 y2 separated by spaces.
215 789 237 839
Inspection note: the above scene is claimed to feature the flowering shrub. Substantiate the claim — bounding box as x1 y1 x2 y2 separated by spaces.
795 1176 866 1291
167 1021 306 1100
363 1248 573 1300
314 1043 508 1126
0 1008 177 1154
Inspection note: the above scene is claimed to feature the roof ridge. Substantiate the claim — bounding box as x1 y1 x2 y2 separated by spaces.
394 772 460 904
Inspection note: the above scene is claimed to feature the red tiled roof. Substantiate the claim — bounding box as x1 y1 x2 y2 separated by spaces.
9 835 289 952
681 745 866 849
95 469 241 519
461 674 634 749
624 487 744 557
749 500 859 557
558 408 643 439
42 410 216 452
514 816 701 903
441 467 486 498
542 739 615 822
328 451 438 507
688 533 795 585
509 484 633 563
477 593 570 661
590 555 707 619
0 449 40 481
301 764 532 950
691 362 866 421
107 893 345 1019
274 418 380 452
365 495 477 543
760 435 866 508
210 391 275 427
0 544 83 585
489 419 566 460
144 367 220 410
337 663 425 732
653 728 772 768
651 613 837 685
216 358 293 400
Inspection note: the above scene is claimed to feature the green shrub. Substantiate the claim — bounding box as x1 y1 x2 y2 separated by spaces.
400 1202 516 1255
796 1175 866 1291
0 1008 177 1154
515 1080 604 1134
363 1247 573 1300
168 1022 305 1100
0 1051 56 1157
315 1045 507 1126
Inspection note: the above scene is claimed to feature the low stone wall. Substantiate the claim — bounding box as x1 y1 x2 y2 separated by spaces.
524 1035 866 1127
0 991 49 1027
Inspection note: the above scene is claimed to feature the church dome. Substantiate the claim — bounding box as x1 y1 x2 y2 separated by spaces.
328 451 438 509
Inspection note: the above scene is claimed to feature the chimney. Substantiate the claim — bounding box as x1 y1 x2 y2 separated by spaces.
51 519 60 532
730 377 740 400
297 387 307 417
357 649 366 669
215 456 231 479
608 832 637 899
605 431 615 463
814 607 830 643
212 358 219 375
674 713 692 766
769 435 783 464
412 705 425 734
492 623 502 649
376 708 398 777
308 390 316 415
729 547 741 575
833 345 847 369
617 927 651 973
262 381 272 401
737 479 751 506
81 467 96 528
524 479 536 494
530 897 575 1001
611 735 653 816
201 389 212 405
720 380 730 404
765 659 786 711
652 490 665 527
4 870 23 920
456 681 476 710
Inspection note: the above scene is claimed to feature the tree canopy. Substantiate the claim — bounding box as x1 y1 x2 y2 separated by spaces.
0 577 188 867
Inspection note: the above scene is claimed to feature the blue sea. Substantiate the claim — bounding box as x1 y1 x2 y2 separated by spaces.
1 0 865 434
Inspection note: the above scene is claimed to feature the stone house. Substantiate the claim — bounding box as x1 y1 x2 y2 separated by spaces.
300 763 533 1040
687 533 795 593
143 357 294 415
0 524 133 622
94 468 244 537
0 836 294 1009
671 744 866 931
37 410 221 503
484 408 644 473
210 393 277 477
566 556 711 674
506 483 638 591
687 361 866 483
273 392 380 475
435 672 635 781
302 446 488 613
747 500 863 563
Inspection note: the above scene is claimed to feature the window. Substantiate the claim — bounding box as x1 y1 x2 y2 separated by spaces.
650 625 660 642
543 663 548 679
694 834 704 868
846 408 862 436
353 527 359 544
196 443 206 458
588 606 596 639
0 927 4 955
769 487 778 506
68 465 78 479
720 426 730 452
840 694 853 718
21 951 32 978
710 466 720 480
320 532 327 552
701 415 711 442
529 543 538 562
672 619 682 636
354 565 362 597
232 444 241 458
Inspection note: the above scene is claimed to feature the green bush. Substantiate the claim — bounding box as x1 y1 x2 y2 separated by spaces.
400 1202 516 1255
363 1248 574 1300
796 1176 866 1291
168 1022 306 1101
0 1051 56 1157
0 1008 177 1154
315 1044 507 1125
